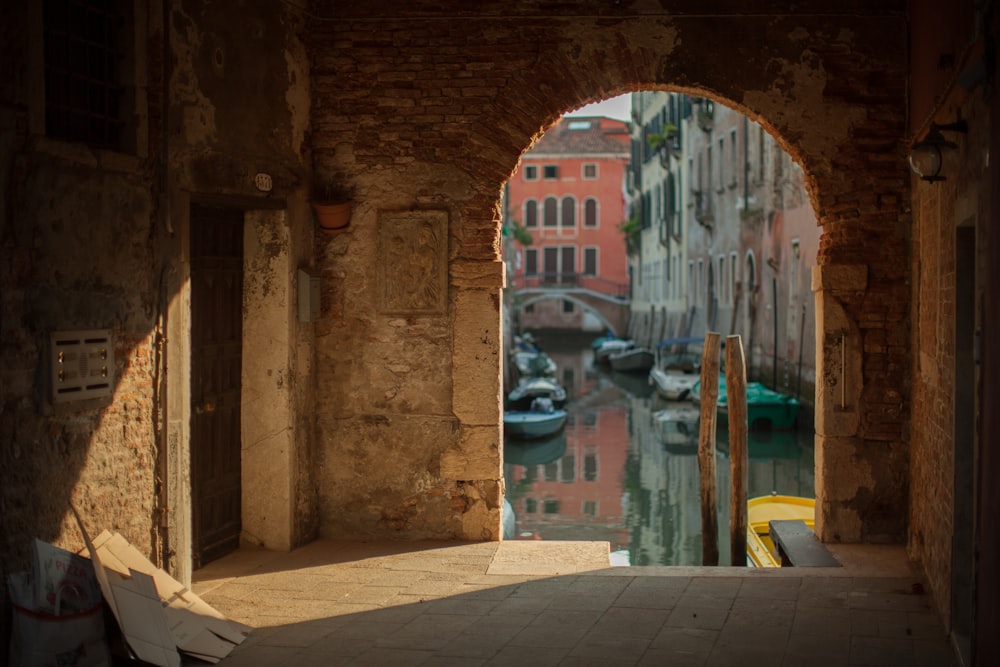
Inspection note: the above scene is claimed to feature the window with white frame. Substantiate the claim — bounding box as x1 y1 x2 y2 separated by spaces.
524 165 539 180
524 199 538 227
583 247 597 275
582 163 598 179
543 197 558 227
525 248 538 275
543 164 559 180
561 196 576 228
584 198 598 227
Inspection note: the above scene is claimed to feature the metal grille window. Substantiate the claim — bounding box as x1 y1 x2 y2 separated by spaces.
44 0 132 151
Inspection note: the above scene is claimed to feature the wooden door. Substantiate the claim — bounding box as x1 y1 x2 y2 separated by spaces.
190 204 244 569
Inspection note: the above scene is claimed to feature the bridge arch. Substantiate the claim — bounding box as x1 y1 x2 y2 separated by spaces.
515 291 626 337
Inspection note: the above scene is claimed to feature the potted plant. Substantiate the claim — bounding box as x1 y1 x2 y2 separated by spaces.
310 180 354 232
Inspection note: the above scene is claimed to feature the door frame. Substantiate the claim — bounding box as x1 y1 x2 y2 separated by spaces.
164 194 299 584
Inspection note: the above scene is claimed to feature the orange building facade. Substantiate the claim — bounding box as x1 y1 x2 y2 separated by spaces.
505 116 631 331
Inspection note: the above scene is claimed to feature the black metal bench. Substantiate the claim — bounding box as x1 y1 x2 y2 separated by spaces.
768 519 842 567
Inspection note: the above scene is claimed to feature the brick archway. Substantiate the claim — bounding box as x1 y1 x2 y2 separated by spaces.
311 2 910 543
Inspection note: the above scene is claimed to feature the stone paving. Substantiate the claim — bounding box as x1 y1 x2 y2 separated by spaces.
191 539 957 666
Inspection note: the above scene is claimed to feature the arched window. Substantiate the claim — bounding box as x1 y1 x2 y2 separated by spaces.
584 198 598 227
543 197 558 227
524 199 537 227
561 196 576 228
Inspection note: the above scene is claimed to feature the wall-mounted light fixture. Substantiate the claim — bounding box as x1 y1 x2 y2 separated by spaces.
909 120 968 182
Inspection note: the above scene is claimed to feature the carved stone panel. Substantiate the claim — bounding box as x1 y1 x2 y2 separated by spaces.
378 210 448 315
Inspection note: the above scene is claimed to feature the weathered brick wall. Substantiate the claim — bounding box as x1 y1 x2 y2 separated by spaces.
908 92 989 625
0 149 162 650
1 0 315 649
310 0 912 541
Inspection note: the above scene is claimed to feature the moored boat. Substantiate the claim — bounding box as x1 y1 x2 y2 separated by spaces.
609 346 655 373
649 337 703 400
746 494 815 567
503 397 568 439
506 376 568 411
512 350 557 378
594 339 632 365
649 368 699 400
689 376 800 430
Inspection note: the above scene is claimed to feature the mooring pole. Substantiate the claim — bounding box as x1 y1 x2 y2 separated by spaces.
698 332 721 566
726 334 749 566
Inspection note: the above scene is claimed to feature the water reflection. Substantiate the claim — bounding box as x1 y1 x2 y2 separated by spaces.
503 333 815 566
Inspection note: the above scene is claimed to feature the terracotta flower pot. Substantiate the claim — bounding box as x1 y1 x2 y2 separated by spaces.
312 201 353 232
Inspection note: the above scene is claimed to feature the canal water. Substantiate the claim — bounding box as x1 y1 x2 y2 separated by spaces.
503 332 815 567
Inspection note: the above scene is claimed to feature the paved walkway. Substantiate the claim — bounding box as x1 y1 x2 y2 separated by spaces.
191 539 957 666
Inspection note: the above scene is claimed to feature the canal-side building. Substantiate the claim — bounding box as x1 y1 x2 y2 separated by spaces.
627 92 820 407
627 91 689 348
504 116 631 332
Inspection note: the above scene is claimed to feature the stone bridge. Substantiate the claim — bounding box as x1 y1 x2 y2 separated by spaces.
510 274 631 336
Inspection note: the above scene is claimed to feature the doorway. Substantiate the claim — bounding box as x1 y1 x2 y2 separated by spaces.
952 222 975 664
189 204 244 568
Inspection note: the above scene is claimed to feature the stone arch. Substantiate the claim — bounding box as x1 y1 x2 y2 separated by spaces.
312 5 910 542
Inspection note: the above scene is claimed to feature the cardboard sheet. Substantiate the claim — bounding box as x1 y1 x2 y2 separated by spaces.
71 506 250 665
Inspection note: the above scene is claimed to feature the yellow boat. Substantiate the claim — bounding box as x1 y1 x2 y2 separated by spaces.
746 494 815 567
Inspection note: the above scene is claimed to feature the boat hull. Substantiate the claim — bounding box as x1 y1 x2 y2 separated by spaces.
746 495 815 567
594 340 632 364
690 377 801 430
506 377 568 411
503 409 568 439
609 347 655 373
649 368 698 400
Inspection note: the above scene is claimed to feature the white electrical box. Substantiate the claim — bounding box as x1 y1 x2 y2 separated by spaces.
50 329 114 403
298 269 321 322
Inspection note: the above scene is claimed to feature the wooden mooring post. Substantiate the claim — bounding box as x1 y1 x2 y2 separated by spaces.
698 332 721 566
726 335 749 566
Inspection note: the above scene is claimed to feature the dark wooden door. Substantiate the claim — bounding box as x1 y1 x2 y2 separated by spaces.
190 204 244 569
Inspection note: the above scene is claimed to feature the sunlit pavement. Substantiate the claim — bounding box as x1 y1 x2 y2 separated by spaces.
192 539 956 666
